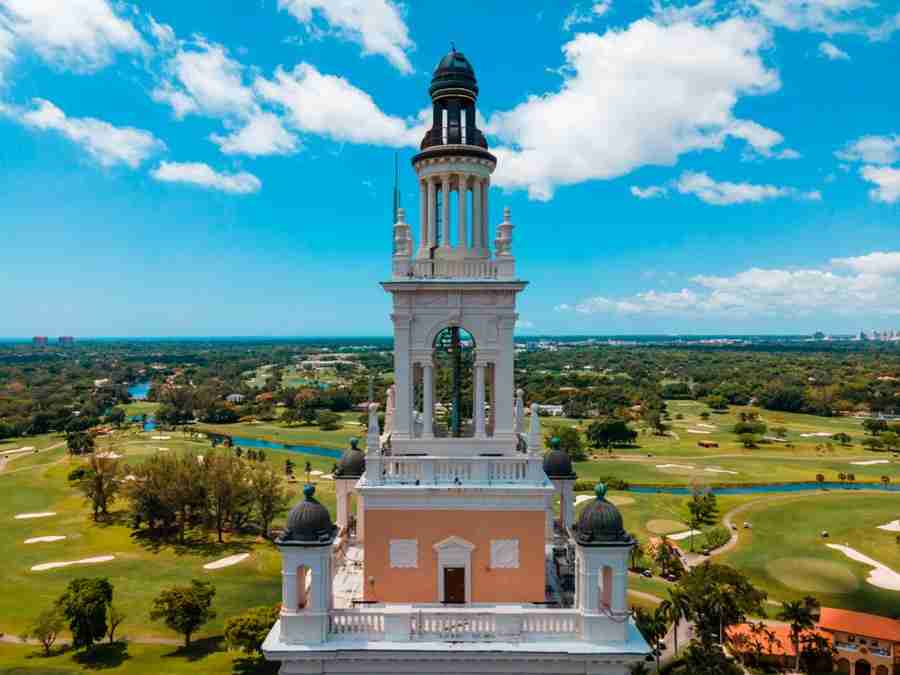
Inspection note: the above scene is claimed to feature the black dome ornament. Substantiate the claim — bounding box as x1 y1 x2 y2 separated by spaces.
543 435 577 479
278 484 337 546
416 45 493 158
334 437 366 479
574 483 634 547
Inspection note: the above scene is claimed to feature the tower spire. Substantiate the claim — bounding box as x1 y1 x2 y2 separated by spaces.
392 151 400 223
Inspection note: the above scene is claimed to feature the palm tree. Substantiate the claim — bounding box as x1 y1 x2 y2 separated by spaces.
777 596 819 672
635 606 668 673
666 587 693 656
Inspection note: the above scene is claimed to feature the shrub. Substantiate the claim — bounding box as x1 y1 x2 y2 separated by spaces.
702 526 731 550
224 606 279 655
67 467 88 482
316 411 341 431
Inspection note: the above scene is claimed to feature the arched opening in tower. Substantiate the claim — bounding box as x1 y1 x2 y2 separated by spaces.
430 326 476 437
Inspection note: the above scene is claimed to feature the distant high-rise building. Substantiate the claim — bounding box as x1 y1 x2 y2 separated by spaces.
32 336 48 347
58 336 75 346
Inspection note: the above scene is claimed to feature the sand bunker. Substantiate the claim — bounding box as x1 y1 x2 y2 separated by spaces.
878 520 900 532
322 474 334 480
576 494 635 507
705 468 739 475
24 536 66 544
1 446 35 456
310 470 323 476
96 451 121 459
767 557 859 594
31 556 115 572
851 459 889 466
656 464 695 470
151 435 171 440
800 432 833 438
647 519 689 535
826 544 900 591
203 553 250 570
688 429 712 435
696 424 717 429
15 512 56 520
668 530 702 541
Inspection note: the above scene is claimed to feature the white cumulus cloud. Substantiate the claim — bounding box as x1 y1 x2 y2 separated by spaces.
859 165 900 203
0 0 147 72
630 185 668 199
818 40 850 60
211 112 299 157
675 171 821 205
746 0 899 39
5 98 163 168
836 134 900 165
557 250 900 319
277 0 414 74
151 161 261 195
486 16 780 200
256 63 422 147
832 251 900 276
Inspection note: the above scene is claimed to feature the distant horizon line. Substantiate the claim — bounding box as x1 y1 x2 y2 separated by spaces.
0 333 861 341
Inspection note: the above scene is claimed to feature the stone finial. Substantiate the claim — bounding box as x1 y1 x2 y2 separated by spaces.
528 402 543 454
514 388 525 435
393 209 412 258
494 206 514 258
367 402 380 454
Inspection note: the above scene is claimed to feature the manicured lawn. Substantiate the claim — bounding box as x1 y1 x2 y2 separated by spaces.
720 492 900 615
0 430 341 643
195 414 364 451
0 641 274 674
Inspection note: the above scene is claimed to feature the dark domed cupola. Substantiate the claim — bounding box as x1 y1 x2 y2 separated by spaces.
574 483 634 546
417 46 493 160
334 437 366 479
278 484 336 546
543 436 576 480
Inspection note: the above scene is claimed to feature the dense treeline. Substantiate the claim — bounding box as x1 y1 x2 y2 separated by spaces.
2 340 898 442
516 344 900 417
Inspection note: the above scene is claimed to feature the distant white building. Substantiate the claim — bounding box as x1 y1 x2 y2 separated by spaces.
534 404 566 417
226 394 245 404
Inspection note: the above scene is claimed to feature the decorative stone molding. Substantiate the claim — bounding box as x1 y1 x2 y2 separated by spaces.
490 539 519 569
389 539 418 568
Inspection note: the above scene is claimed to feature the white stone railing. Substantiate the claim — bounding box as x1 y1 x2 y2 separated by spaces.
326 606 581 642
329 612 384 637
376 455 545 485
410 259 498 279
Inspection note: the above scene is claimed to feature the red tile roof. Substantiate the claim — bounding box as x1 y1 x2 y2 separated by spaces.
729 624 823 657
819 607 900 643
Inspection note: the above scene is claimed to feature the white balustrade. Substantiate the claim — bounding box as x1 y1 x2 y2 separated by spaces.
326 607 580 643
329 611 385 637
378 456 544 486
410 259 498 279
413 612 496 641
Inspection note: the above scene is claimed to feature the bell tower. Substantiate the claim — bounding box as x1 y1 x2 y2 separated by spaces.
386 47 522 456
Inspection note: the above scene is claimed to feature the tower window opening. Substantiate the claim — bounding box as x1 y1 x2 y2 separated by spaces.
442 107 448 144
461 111 467 144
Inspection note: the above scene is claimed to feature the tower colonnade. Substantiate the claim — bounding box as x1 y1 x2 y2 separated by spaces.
416 163 492 260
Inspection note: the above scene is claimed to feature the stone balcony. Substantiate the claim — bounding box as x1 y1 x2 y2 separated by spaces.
362 454 547 487
392 257 516 281
327 604 581 642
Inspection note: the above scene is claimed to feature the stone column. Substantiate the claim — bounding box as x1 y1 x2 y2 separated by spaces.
335 480 348 531
418 178 427 257
440 174 451 250
356 495 365 543
472 178 483 250
487 363 496 436
457 174 467 251
282 563 298 612
422 361 434 439
482 177 490 255
612 567 628 614
391 315 412 438
474 362 486 438
427 176 436 249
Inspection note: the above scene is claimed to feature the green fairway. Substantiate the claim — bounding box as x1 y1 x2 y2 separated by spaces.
195 413 365 451
0 641 272 675
720 492 900 615
0 429 341 644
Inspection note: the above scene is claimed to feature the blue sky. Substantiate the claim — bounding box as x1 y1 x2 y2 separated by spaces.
1 0 899 337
